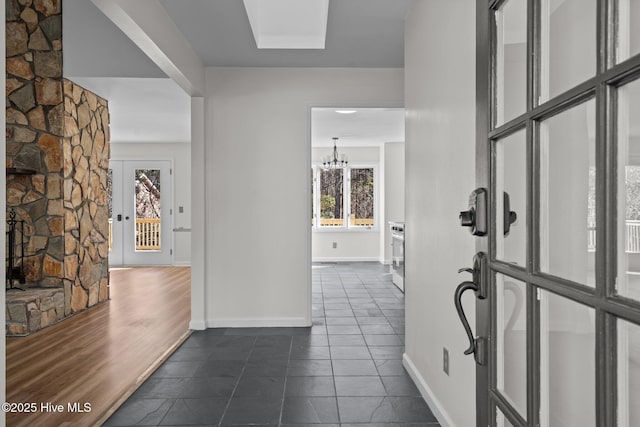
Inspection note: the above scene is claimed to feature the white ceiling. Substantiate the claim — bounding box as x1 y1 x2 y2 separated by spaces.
62 0 411 145
70 78 191 144
312 108 405 147
158 0 412 68
63 0 166 78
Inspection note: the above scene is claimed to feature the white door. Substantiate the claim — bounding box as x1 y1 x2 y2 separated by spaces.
108 160 172 265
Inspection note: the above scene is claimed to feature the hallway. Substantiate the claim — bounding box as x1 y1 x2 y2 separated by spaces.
105 262 439 426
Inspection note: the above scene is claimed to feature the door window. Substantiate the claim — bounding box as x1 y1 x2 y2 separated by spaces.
539 0 597 102
134 168 162 251
539 99 596 287
617 77 640 301
496 274 528 417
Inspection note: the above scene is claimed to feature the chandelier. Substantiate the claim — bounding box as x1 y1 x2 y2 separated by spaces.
322 137 348 170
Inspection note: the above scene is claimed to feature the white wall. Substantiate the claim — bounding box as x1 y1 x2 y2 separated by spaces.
204 67 403 327
404 2 477 427
312 146 380 261
382 142 405 263
110 142 191 264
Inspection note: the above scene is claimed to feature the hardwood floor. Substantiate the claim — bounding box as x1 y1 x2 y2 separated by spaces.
6 267 191 427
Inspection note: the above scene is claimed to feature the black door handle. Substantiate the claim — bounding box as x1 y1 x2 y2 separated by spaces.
117 214 122 222
454 281 479 356
125 216 130 220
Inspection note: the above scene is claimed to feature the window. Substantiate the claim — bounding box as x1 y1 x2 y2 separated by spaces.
312 165 376 229
350 167 375 227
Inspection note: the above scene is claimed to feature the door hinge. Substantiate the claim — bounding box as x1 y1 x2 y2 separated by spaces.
170 209 173 215
170 168 172 175
170 249 173 255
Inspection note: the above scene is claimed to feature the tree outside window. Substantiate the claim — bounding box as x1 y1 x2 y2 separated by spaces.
350 168 374 227
319 168 344 226
312 166 375 228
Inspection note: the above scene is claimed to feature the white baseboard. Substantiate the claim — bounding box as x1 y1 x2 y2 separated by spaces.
403 353 456 427
206 317 311 328
189 320 206 330
312 257 380 263
173 261 191 266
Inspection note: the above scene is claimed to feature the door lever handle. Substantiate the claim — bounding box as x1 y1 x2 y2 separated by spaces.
454 281 479 356
457 267 474 274
454 279 487 365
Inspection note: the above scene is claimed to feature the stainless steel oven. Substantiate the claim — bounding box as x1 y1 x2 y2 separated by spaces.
389 222 404 292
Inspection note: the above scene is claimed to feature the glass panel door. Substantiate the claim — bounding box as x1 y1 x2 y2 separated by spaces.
474 0 640 426
109 160 172 265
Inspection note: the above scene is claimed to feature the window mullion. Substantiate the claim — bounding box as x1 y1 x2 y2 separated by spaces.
345 167 351 229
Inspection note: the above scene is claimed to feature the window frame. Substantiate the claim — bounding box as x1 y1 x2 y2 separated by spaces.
311 163 379 232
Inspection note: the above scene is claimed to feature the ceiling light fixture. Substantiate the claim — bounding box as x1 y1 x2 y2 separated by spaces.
322 137 348 170
335 110 357 114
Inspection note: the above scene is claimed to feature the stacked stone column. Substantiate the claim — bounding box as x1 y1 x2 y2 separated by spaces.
6 0 110 332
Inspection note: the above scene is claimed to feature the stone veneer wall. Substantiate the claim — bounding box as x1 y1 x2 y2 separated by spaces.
6 0 110 333
62 80 110 312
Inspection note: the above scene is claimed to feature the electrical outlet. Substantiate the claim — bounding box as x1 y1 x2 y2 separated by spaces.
332 242 338 249
443 347 449 375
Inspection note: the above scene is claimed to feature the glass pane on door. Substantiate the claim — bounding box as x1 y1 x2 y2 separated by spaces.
539 99 596 287
617 78 640 300
495 0 527 126
616 0 640 64
496 129 527 267
134 168 162 251
540 0 596 101
496 274 527 417
618 318 640 427
540 290 595 427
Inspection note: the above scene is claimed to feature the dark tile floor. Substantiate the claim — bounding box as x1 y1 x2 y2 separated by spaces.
104 262 440 426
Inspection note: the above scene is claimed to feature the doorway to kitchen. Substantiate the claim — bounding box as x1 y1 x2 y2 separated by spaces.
310 107 405 291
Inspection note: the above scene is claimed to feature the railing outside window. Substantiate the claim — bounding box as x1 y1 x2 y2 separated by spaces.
588 220 640 253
